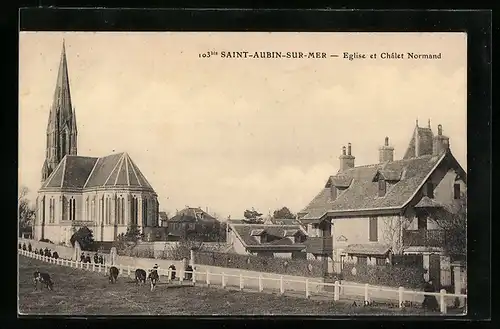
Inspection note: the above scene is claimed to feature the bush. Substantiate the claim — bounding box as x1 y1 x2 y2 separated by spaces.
70 227 96 251
39 238 54 244
194 251 325 278
341 263 426 289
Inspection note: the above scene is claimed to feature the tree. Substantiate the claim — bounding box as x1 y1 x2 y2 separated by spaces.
243 208 263 223
382 217 405 255
18 186 35 236
273 206 296 220
70 226 95 251
436 191 467 257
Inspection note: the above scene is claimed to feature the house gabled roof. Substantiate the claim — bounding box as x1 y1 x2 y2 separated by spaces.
299 150 466 221
229 223 308 251
40 152 155 192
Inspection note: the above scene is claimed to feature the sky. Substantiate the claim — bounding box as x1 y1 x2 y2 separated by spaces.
19 32 467 220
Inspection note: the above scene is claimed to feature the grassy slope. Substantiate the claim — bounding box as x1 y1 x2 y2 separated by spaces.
18 256 436 316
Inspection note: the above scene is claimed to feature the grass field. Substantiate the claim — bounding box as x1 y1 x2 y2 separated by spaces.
18 255 438 316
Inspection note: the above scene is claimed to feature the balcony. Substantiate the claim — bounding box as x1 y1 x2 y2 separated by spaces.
305 236 333 255
402 229 445 247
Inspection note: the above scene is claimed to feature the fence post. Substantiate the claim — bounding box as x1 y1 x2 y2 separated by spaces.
86 262 90 270
398 287 404 309
258 275 263 292
239 274 244 291
127 265 131 277
92 263 95 272
206 269 210 286
305 278 310 299
334 281 340 301
280 276 285 295
192 269 196 284
221 272 226 288
364 284 370 304
439 289 447 314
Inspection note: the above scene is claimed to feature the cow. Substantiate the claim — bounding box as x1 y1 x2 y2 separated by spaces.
148 268 160 292
108 266 119 284
33 271 54 291
135 269 147 285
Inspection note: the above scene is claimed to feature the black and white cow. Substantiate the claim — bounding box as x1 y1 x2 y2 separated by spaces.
135 269 147 285
108 266 119 284
33 271 54 291
148 268 160 292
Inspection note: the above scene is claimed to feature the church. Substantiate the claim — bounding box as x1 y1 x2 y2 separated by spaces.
34 41 160 244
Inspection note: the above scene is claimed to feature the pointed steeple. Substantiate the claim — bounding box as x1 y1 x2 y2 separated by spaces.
41 40 78 184
53 39 73 124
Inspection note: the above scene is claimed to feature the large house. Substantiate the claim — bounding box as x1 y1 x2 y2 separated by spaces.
227 222 309 259
33 41 160 244
298 120 466 285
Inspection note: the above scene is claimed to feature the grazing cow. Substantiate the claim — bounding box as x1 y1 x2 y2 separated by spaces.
33 271 54 291
108 266 119 284
148 265 160 292
135 269 147 285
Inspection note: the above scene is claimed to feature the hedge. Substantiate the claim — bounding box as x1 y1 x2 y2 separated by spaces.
341 263 426 289
194 250 326 278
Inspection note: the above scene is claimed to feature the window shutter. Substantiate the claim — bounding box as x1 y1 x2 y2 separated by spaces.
369 217 378 242
454 184 460 199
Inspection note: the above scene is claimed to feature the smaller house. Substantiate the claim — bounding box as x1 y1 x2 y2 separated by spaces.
228 223 309 259
168 207 221 241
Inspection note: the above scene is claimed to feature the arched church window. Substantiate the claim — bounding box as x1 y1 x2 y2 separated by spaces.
91 198 96 222
106 197 111 225
121 198 125 225
85 197 89 221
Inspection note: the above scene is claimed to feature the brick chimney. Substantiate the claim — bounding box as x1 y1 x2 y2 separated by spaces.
432 124 450 155
379 136 394 163
339 143 355 171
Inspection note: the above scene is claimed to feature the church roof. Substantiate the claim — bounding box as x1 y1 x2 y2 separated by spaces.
40 152 154 191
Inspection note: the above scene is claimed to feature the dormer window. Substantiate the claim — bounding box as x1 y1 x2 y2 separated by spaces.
330 186 337 201
378 179 386 197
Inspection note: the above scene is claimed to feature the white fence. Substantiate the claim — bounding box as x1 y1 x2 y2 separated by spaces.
19 249 466 314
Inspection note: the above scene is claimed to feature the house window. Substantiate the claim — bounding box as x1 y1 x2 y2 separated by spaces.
378 179 386 197
369 217 378 242
454 184 461 199
425 182 434 198
417 215 427 230
376 257 386 266
330 186 337 200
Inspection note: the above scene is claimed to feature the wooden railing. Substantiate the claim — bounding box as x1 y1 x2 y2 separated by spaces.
19 248 466 314
403 229 446 247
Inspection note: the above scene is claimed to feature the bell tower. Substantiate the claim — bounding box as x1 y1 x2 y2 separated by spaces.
41 40 78 182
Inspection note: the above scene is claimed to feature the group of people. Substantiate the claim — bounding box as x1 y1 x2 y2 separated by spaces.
20 243 59 259
80 252 104 265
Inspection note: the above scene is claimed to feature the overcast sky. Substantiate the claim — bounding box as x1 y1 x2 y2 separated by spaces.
19 32 467 219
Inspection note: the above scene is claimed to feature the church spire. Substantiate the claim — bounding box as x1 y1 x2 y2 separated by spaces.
41 40 78 183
